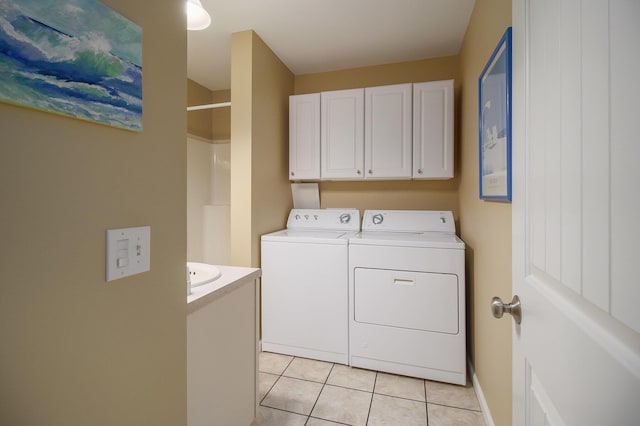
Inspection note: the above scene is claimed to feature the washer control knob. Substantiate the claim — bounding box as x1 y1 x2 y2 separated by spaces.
304 215 309 220
295 214 300 220
372 214 384 225
339 213 351 224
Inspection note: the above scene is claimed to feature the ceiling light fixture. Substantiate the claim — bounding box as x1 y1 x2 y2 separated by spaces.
186 0 211 31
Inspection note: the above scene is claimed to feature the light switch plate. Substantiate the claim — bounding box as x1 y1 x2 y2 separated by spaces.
106 226 150 282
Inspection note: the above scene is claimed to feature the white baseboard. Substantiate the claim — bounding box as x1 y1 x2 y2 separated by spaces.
468 358 496 426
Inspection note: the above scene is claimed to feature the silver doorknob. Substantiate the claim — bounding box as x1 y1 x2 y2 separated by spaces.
491 295 522 324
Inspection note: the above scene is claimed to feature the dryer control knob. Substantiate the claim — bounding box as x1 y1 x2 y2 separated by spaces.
372 214 384 225
339 213 351 224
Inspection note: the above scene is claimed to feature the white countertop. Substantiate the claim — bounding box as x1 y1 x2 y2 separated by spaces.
187 265 261 313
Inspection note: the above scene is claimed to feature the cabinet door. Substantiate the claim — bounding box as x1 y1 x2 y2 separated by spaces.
289 93 320 180
413 80 454 179
364 84 412 179
321 88 365 180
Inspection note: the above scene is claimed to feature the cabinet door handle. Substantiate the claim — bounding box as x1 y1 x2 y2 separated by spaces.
417 169 423 174
291 171 295 176
368 170 372 175
357 170 362 175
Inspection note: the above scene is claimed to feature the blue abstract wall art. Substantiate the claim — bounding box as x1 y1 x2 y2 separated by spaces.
0 0 142 131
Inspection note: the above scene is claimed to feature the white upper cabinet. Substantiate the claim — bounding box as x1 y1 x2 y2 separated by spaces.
321 88 365 180
289 93 321 180
413 80 454 179
364 84 413 179
289 80 455 181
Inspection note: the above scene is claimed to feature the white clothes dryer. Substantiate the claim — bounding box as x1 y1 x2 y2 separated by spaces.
348 210 466 385
261 208 360 364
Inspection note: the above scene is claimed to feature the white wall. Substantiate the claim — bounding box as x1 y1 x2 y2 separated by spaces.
187 137 230 264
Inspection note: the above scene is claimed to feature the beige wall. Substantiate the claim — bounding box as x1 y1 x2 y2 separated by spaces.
230 30 294 267
230 31 252 266
294 58 461 218
294 56 458 93
187 82 230 142
212 89 231 141
0 1 187 425
187 79 213 140
457 0 512 425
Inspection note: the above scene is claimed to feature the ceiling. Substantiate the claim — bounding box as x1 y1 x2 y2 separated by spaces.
187 0 476 91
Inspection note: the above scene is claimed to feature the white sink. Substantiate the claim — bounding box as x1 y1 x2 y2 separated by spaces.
187 262 222 288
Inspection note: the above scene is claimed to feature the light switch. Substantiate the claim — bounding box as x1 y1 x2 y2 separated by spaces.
106 226 150 281
117 257 129 268
116 239 129 268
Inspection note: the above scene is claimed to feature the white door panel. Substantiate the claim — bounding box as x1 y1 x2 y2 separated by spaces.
512 0 640 424
413 80 454 179
364 84 412 179
609 0 640 333
289 93 321 180
518 273 640 425
526 365 564 426
321 89 365 179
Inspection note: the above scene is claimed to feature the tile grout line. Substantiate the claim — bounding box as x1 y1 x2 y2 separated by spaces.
373 390 429 404
258 373 279 406
260 354 483 425
363 371 378 426
425 379 430 425
427 401 485 413
259 404 314 421
303 359 335 426
258 354 297 410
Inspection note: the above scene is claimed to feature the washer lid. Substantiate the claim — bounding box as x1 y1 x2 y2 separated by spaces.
262 229 356 244
349 231 465 249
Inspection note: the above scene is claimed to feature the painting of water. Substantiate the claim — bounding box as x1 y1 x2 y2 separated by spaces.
0 0 142 131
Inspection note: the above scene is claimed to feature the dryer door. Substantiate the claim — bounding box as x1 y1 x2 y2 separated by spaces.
353 268 459 334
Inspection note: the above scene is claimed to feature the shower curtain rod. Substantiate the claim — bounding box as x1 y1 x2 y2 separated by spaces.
186 102 231 111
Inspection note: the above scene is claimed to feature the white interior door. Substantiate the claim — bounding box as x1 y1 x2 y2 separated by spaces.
511 1 640 425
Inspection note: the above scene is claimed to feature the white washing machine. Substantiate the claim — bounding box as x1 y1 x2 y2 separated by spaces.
261 208 360 364
349 210 466 385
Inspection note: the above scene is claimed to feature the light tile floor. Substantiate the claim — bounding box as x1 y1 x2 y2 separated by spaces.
258 352 485 426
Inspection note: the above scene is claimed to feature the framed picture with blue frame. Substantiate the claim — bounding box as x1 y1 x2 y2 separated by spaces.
479 27 512 201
